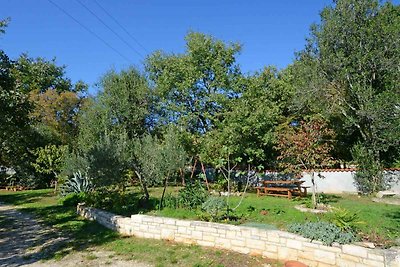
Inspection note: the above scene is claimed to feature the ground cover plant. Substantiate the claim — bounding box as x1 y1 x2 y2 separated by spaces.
0 189 278 267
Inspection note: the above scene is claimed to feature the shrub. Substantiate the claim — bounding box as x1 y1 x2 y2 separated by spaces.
201 196 227 221
59 192 87 207
288 222 356 246
85 187 137 215
177 180 208 209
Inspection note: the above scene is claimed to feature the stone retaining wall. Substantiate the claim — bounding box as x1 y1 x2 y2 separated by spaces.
77 204 400 267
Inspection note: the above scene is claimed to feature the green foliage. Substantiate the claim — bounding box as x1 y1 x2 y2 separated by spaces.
146 32 242 135
328 207 365 232
177 181 209 209
59 192 87 207
293 0 400 181
201 196 227 221
351 144 386 193
60 171 93 196
32 144 68 176
85 187 137 214
288 222 356 246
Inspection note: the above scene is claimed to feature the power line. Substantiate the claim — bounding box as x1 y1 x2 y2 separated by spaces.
75 0 144 59
93 0 149 55
47 0 132 63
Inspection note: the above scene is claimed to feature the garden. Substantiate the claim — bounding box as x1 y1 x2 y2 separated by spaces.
1 0 400 265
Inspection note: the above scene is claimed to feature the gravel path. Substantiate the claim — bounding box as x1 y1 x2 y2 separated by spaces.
0 203 150 267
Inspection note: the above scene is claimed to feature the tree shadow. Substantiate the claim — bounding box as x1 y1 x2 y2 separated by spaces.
0 190 54 206
0 204 118 267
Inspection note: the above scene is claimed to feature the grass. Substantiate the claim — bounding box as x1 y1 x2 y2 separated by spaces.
144 187 400 246
0 189 279 266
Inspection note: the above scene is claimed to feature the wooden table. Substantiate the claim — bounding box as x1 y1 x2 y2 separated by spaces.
255 180 309 199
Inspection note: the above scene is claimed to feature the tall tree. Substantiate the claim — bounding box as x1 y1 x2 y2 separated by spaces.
146 32 242 135
292 0 400 193
201 67 293 166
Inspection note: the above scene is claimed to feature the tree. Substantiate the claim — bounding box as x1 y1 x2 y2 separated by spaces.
146 32 242 135
32 145 68 192
276 118 336 208
78 68 150 151
201 67 291 166
292 0 400 193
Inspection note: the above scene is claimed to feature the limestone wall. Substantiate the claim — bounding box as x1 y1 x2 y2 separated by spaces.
77 204 400 267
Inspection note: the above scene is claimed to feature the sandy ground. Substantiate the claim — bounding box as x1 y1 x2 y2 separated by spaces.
0 203 150 267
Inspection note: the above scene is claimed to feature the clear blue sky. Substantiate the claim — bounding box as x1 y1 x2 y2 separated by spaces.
0 0 376 94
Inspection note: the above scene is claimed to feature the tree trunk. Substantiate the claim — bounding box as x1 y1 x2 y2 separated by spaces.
159 177 168 209
190 158 197 180
311 172 317 209
179 168 185 186
200 161 210 191
135 170 149 201
52 172 58 194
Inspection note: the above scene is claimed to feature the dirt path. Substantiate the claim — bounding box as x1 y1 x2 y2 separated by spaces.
0 203 150 267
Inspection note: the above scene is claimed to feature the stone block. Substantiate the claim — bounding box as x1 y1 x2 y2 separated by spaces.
202 234 215 242
314 250 336 265
264 244 278 253
231 246 250 254
161 229 175 239
231 239 245 247
367 252 384 261
336 259 357 267
246 239 265 250
176 219 191 227
287 239 303 250
362 259 384 267
191 230 203 239
197 240 214 247
278 247 298 260
163 218 176 225
339 253 361 263
342 244 368 258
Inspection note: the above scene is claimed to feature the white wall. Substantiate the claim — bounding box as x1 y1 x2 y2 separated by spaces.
301 171 400 194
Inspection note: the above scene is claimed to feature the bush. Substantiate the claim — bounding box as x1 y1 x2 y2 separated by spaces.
177 180 209 209
288 222 356 246
85 187 137 215
351 144 385 194
59 192 87 207
201 196 227 221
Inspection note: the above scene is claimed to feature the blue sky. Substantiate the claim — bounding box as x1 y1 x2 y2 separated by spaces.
0 0 371 93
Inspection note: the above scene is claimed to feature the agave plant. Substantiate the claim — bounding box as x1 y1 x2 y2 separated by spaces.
60 171 93 196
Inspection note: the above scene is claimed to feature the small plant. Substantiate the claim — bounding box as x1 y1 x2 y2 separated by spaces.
288 222 356 246
60 171 93 196
328 207 365 232
202 196 227 221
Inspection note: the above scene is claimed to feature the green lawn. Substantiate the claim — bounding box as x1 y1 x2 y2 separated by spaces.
144 187 400 246
0 189 278 267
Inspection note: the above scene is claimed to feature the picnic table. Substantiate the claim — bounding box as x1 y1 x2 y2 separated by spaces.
255 180 309 199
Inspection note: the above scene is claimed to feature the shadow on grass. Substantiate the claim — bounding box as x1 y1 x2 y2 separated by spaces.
0 194 119 266
0 190 54 206
22 205 120 259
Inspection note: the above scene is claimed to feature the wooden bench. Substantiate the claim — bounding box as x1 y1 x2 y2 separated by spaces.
256 180 308 199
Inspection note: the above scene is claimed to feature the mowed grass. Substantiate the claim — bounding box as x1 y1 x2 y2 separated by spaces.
0 189 278 266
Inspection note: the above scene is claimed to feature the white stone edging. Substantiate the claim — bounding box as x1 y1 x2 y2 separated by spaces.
77 204 400 267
